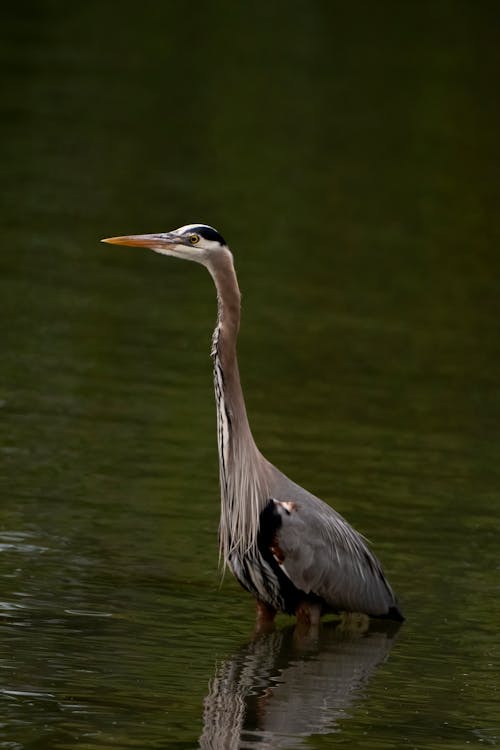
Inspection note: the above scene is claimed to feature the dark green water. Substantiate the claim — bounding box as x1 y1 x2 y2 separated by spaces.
1 3 499 748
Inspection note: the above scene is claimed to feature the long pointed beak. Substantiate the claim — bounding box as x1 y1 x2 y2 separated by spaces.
101 233 177 249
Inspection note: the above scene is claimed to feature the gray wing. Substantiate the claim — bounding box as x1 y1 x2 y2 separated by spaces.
267 486 401 618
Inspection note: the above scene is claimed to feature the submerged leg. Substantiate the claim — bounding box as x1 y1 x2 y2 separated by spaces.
255 600 277 633
295 601 322 627
293 601 322 645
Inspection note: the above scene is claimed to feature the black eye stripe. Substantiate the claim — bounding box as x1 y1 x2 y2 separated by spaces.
186 226 226 245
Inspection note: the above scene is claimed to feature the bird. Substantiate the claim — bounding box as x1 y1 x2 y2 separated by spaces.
102 224 404 627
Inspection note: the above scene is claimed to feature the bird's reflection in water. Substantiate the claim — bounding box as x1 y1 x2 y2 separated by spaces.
199 618 400 749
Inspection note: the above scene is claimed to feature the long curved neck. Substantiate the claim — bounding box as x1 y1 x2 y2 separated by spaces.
210 258 252 444
207 253 269 565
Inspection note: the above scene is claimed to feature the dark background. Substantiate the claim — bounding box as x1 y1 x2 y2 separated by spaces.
1 2 499 748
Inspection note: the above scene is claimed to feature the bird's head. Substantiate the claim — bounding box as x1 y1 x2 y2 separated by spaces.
101 223 230 266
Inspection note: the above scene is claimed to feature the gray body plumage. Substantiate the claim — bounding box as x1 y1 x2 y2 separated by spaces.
102 223 403 622
228 470 398 617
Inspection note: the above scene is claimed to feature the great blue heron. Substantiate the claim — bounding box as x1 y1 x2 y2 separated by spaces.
102 224 404 626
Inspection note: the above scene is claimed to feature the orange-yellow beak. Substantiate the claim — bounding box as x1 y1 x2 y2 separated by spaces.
101 233 176 249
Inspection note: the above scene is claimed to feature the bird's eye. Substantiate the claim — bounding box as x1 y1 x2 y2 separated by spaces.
189 233 200 245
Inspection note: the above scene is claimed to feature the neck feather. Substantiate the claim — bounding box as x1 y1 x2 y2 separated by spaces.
207 254 269 566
